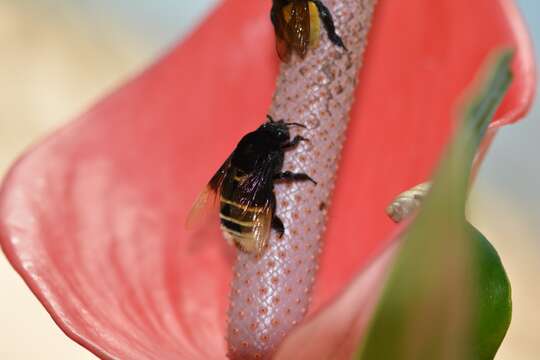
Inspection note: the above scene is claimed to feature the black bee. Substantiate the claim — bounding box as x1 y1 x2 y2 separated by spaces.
187 115 316 254
270 0 346 62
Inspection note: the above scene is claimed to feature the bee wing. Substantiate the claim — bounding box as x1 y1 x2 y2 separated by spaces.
231 159 276 253
231 204 272 254
271 3 292 62
276 36 292 62
185 156 231 230
287 0 311 58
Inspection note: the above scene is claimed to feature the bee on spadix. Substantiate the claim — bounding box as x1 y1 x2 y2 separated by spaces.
271 0 346 61
187 116 317 254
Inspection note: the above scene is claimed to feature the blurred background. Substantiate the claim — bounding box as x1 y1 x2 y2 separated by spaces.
0 1 538 359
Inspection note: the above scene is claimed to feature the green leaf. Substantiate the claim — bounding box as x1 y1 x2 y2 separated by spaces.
467 224 512 359
357 50 513 360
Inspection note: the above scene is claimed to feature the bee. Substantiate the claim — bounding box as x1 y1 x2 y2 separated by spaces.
187 115 317 254
270 0 346 61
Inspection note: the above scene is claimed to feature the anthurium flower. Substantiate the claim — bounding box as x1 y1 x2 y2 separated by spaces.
0 0 535 359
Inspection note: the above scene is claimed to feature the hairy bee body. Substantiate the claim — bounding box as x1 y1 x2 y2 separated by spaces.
187 116 316 254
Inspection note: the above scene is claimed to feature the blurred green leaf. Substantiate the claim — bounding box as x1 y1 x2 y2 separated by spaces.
357 50 513 360
467 223 512 359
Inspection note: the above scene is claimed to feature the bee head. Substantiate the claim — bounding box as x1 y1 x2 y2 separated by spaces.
263 115 306 143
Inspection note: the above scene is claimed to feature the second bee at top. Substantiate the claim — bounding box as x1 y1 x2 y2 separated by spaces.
271 0 346 62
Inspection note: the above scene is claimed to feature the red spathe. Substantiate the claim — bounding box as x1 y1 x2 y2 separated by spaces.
0 0 534 359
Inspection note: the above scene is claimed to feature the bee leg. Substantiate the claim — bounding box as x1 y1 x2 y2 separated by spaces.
272 216 285 238
282 135 309 149
312 0 347 50
274 171 317 185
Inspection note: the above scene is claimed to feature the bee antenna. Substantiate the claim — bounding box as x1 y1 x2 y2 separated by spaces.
266 115 275 123
286 122 307 128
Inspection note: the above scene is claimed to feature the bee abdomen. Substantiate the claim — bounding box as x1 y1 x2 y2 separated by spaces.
219 199 258 250
220 216 254 232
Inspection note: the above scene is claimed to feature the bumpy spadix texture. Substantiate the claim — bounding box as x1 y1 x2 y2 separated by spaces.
227 1 377 358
